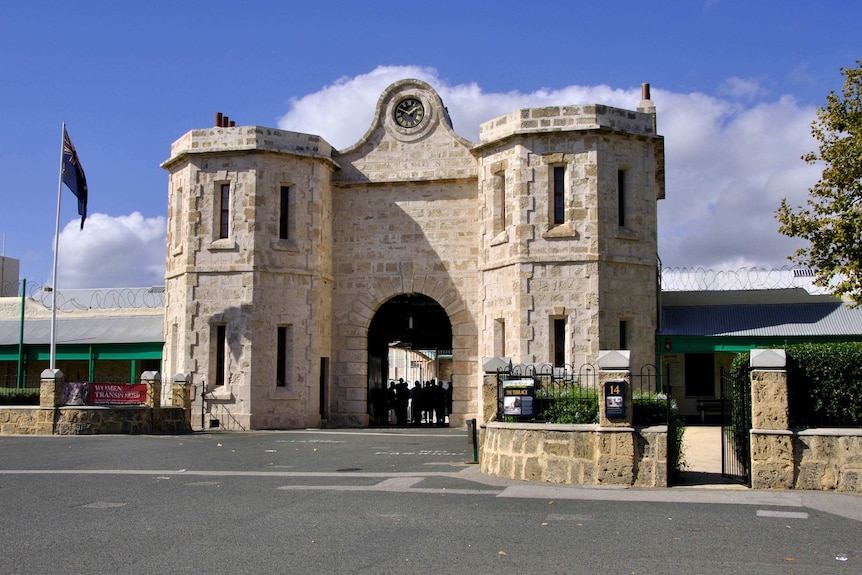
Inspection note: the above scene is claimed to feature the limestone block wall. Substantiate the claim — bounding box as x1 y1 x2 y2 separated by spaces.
794 430 862 492
478 105 658 144
0 407 53 434
0 406 191 435
162 129 335 430
476 130 659 371
328 179 481 427
157 79 664 431
598 261 658 376
748 352 862 492
480 422 667 487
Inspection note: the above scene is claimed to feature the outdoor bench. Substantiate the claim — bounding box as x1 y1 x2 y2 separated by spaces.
695 398 723 422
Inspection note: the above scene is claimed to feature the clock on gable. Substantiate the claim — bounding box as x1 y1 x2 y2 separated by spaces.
394 97 425 128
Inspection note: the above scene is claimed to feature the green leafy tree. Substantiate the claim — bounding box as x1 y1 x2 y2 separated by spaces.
777 60 862 304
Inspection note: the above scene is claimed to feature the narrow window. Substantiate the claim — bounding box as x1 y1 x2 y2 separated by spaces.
319 357 329 418
172 187 183 248
215 324 226 386
279 185 290 240
493 172 506 235
494 318 506 357
276 325 293 388
619 320 628 350
219 183 231 239
617 169 626 227
553 166 565 225
553 318 566 367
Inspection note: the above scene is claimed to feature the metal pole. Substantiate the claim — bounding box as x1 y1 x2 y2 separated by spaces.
470 418 479 463
16 278 25 388
50 124 66 371
201 382 206 430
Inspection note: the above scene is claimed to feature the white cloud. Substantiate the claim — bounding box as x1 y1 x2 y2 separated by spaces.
61 66 822 288
54 212 166 289
719 76 767 100
280 65 820 271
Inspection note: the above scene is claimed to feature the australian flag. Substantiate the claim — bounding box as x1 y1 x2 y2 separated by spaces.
62 129 88 229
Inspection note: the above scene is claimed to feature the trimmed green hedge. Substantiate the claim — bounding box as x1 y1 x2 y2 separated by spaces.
784 342 862 427
0 388 40 406
731 344 862 428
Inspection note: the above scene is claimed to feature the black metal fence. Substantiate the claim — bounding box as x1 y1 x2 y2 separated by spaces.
631 364 673 425
720 366 752 485
496 363 599 424
495 363 672 425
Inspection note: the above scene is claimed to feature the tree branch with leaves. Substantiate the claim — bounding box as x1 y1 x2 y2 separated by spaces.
777 60 862 305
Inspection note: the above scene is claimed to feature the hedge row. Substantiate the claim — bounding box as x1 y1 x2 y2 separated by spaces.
731 344 862 427
784 342 862 427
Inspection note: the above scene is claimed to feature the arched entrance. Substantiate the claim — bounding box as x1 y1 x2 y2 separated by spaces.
367 293 453 426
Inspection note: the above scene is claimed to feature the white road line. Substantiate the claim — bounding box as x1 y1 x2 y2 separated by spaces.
0 469 468 478
756 510 809 519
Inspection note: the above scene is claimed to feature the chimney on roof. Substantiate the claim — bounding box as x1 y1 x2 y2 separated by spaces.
214 113 235 127
637 82 656 116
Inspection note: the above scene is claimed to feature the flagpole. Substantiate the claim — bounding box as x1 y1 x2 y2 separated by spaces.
50 123 65 371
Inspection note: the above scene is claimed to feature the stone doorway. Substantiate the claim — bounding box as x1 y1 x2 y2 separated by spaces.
367 293 453 427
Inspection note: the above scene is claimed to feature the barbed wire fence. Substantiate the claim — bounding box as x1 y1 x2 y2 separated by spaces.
660 266 825 293
0 279 165 311
1 266 826 310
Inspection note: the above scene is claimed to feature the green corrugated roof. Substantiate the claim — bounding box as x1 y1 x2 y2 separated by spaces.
660 302 862 337
0 314 163 346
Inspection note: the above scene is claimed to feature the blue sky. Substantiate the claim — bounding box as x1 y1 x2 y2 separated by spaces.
0 0 858 289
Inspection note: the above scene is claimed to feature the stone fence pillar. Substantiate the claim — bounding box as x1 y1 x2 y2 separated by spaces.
596 350 635 485
749 349 794 489
172 373 192 426
142 371 161 408
40 369 64 408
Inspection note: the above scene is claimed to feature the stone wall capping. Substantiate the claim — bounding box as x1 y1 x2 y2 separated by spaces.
750 428 794 436
482 357 512 373
483 421 597 432
750 349 786 369
795 427 862 437
596 426 636 433
635 425 668 433
597 349 630 370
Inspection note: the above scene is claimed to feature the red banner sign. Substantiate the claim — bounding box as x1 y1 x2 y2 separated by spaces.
90 383 148 405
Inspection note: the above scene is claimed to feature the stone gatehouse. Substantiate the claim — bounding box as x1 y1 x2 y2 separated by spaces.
160 79 665 430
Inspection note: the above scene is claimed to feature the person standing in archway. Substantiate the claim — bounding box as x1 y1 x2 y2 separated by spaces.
395 378 410 426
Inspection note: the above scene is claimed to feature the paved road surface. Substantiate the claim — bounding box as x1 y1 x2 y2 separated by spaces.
1 428 860 574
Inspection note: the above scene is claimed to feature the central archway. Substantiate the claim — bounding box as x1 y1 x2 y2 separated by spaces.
367 293 453 426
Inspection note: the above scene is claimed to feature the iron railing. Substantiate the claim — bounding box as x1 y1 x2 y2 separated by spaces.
496 363 599 424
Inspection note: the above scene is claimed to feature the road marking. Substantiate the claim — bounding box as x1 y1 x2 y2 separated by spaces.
757 510 809 519
0 469 467 478
78 501 127 509
275 482 499 495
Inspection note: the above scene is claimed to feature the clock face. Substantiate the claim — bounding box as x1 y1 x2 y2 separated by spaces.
394 97 425 128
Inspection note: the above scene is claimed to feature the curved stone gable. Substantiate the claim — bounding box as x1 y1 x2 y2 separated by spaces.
334 79 477 183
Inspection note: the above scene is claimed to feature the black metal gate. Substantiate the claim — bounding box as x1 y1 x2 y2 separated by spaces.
720 367 751 485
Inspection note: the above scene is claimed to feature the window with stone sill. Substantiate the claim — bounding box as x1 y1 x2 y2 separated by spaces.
206 238 237 251
218 182 231 240
552 317 567 368
552 165 566 226
276 325 293 389
214 324 226 387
